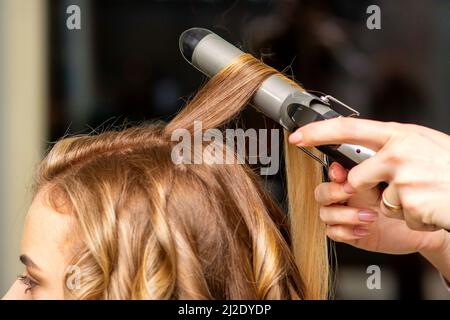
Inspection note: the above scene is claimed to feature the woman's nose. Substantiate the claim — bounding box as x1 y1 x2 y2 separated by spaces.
1 279 31 300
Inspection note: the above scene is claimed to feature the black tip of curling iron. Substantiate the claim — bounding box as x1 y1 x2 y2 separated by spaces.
179 28 212 62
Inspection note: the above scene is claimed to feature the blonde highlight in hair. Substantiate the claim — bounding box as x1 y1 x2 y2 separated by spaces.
34 53 329 299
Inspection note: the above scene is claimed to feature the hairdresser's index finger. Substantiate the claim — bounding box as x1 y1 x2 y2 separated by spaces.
289 117 395 151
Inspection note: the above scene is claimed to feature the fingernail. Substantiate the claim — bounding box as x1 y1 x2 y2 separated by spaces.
289 131 303 145
358 210 378 222
343 182 355 194
353 227 370 236
329 168 336 180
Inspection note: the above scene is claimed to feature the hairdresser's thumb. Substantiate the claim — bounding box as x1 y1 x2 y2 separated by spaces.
329 162 348 183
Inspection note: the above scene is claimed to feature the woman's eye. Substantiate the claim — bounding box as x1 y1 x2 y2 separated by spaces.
17 274 38 293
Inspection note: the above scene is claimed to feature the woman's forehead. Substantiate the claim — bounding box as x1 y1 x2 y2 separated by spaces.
22 192 72 273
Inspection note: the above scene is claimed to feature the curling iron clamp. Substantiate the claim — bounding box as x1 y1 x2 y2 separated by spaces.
179 28 376 170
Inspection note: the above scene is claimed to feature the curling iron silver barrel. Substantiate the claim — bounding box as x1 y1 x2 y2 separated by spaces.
179 27 376 169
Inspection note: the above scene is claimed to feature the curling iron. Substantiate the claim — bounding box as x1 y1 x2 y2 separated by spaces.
179 27 376 169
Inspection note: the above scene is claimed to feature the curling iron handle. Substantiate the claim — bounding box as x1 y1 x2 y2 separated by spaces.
287 101 376 169
316 143 376 169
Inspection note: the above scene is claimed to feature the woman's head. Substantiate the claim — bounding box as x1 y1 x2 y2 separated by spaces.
3 54 328 300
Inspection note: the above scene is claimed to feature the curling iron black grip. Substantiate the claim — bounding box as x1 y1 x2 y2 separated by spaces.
316 145 358 169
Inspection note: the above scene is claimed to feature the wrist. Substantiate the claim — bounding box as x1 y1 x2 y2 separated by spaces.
419 230 450 256
419 230 450 283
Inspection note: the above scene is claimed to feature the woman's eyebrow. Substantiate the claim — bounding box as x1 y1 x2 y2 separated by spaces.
19 254 40 270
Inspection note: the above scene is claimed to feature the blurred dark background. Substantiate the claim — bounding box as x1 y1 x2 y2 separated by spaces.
1 0 449 298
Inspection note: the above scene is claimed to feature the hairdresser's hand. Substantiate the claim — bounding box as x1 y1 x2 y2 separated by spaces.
289 118 450 231
314 161 449 256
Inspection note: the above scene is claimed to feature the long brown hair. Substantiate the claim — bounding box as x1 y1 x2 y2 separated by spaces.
34 54 328 299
